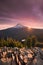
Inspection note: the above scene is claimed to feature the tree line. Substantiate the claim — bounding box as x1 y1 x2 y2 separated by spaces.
0 35 40 48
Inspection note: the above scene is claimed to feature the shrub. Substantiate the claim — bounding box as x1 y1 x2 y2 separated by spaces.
26 37 32 48
0 37 23 48
31 35 37 47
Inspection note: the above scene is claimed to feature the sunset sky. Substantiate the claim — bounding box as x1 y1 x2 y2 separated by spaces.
0 0 43 30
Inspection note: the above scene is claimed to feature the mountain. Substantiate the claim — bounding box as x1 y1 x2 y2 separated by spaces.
0 24 43 42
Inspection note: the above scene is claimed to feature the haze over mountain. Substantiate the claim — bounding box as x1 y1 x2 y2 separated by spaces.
0 24 43 42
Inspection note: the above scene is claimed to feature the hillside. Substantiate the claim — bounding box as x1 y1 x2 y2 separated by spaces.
0 24 43 42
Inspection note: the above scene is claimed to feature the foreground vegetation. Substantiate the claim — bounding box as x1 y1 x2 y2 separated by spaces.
0 35 43 48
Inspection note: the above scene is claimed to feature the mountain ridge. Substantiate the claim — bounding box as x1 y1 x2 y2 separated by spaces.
0 24 43 42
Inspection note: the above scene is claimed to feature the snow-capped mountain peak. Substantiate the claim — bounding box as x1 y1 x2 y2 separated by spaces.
15 24 25 28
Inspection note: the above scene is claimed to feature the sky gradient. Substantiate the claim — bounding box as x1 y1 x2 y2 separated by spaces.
0 0 43 30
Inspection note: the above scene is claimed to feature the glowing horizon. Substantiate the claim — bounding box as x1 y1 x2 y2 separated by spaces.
0 21 43 30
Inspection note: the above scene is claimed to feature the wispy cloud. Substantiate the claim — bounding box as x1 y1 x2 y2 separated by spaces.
0 0 43 29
